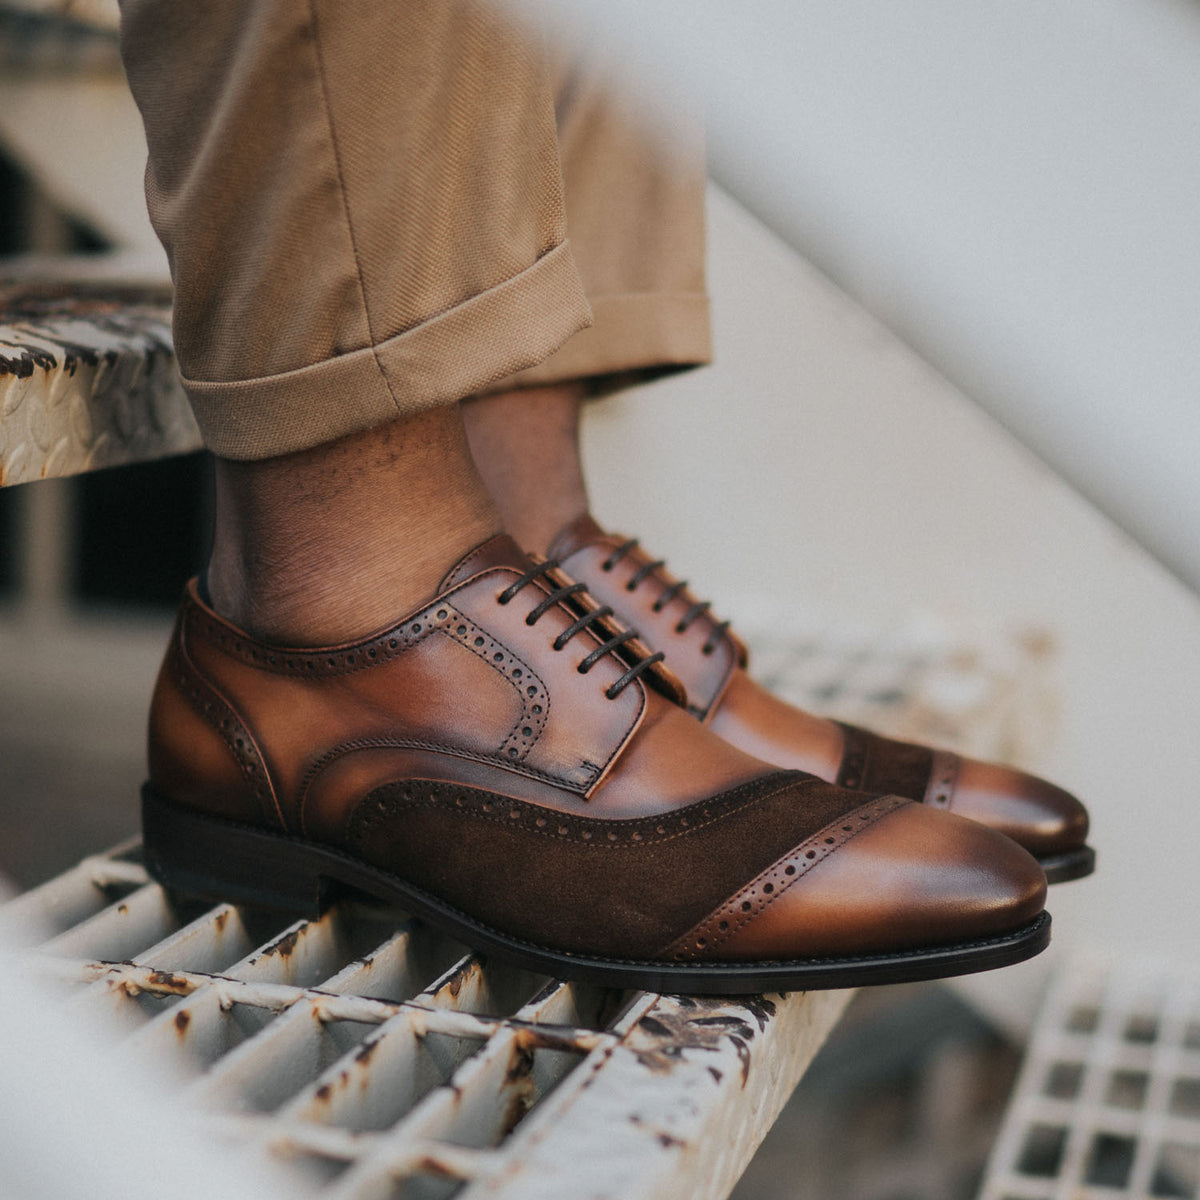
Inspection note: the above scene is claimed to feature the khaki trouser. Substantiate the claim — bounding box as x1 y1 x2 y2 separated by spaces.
118 0 710 461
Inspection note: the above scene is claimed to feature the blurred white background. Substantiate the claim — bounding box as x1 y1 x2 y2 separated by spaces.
549 0 1200 594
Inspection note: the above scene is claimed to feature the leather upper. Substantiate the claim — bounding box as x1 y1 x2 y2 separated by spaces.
149 534 1047 961
551 515 1089 860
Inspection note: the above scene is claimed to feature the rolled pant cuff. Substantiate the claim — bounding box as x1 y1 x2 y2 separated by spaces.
184 241 593 460
488 291 712 392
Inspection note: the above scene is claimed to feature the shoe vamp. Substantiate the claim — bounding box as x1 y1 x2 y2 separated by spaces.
341 770 872 959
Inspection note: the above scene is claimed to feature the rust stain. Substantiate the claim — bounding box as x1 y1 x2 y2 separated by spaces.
0 282 172 319
146 970 191 994
415 1155 459 1181
173 1010 191 1034
741 995 777 1030
688 1015 755 1037
354 1039 380 1066
443 959 483 1000
628 1000 756 1086
629 1113 687 1150
116 903 129 915
315 1083 333 1104
0 285 174 381
728 1035 751 1088
262 928 301 959
214 910 229 932
636 1016 674 1040
499 1040 537 1137
0 345 56 378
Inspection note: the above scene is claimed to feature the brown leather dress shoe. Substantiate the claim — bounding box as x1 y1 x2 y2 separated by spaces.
548 515 1094 886
143 535 1050 993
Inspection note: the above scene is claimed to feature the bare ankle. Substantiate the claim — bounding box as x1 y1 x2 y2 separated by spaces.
463 383 589 555
208 408 501 644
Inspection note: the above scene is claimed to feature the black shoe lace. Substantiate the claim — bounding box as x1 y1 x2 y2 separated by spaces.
600 539 731 657
496 559 665 700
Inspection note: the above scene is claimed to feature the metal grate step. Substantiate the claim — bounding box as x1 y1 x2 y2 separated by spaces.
0 841 850 1200
980 957 1200 1200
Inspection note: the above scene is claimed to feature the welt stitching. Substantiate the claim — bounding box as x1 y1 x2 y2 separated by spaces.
305 0 401 415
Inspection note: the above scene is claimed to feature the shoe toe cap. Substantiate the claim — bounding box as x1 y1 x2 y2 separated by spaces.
708 801 1047 961
950 757 1089 858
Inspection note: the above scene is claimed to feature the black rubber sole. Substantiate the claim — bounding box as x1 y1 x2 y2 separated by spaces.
141 785 1052 995
1038 844 1096 886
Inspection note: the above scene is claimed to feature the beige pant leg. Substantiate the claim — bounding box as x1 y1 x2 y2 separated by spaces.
119 0 593 460
494 55 711 391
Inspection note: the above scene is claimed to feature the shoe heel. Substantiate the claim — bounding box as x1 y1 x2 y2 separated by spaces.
141 784 331 916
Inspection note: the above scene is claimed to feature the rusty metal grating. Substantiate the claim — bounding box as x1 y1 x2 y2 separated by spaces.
980 957 1200 1200
0 622 1049 1200
0 841 850 1200
0 286 198 487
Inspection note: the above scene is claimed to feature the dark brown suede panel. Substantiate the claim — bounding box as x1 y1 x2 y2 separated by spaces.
836 722 934 801
344 770 870 957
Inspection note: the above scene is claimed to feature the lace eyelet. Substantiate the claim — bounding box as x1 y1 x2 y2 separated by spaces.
652 602 664 613
702 644 715 656
525 614 537 626
674 623 687 635
601 561 614 572
625 582 637 592
577 663 589 675
497 593 510 606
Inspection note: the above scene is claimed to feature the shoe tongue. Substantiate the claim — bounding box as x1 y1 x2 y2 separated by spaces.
439 534 533 591
546 512 610 561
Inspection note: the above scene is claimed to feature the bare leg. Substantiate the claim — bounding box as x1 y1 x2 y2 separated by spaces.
208 405 500 645
462 383 589 555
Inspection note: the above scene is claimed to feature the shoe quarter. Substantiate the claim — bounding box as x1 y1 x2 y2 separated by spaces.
182 568 647 832
444 571 647 795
